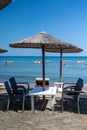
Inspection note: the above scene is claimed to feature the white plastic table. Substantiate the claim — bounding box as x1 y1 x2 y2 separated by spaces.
29 87 56 112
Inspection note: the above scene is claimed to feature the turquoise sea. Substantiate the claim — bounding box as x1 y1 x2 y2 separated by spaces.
0 56 87 84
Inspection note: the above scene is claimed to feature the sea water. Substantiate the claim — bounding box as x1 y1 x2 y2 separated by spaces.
0 56 87 84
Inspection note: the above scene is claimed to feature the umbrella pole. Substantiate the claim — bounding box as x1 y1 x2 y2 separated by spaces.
59 49 62 87
42 45 45 100
42 45 45 89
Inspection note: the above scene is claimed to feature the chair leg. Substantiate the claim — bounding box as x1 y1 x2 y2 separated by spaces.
77 99 80 114
22 94 25 112
61 98 64 112
7 99 10 111
61 92 64 112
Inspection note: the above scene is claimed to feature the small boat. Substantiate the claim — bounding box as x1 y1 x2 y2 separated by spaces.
62 62 66 65
77 60 86 63
4 60 14 63
34 61 41 64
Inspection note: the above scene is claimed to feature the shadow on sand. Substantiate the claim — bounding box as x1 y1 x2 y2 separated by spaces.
0 93 87 114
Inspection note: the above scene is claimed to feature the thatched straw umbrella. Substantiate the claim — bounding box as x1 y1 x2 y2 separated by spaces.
0 48 8 53
0 0 13 10
45 47 83 84
9 31 83 89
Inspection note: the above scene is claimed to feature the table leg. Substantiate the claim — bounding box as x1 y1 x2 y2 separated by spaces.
51 95 55 111
31 95 35 113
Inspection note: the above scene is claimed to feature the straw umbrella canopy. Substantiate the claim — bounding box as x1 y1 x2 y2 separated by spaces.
9 31 83 89
0 0 12 10
45 47 83 84
0 48 8 53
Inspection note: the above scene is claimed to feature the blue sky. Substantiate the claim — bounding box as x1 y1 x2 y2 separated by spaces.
0 0 87 56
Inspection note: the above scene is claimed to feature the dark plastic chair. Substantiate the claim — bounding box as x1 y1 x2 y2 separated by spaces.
62 78 84 113
4 81 25 112
9 77 29 95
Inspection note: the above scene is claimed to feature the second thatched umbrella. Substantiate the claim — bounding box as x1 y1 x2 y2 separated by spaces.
9 31 83 89
45 47 83 84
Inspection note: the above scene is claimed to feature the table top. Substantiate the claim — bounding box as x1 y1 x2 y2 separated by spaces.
54 82 63 85
29 87 56 96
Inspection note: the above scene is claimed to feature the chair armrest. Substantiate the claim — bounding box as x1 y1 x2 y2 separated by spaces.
63 89 82 96
63 85 75 92
17 82 30 90
63 82 75 88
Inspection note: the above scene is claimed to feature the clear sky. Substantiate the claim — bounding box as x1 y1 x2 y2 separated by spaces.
0 0 87 56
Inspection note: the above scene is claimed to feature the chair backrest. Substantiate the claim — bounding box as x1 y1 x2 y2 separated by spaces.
9 77 18 91
75 78 83 92
4 81 12 98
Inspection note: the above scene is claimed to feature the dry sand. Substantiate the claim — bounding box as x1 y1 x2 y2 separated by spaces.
0 85 87 130
0 111 87 130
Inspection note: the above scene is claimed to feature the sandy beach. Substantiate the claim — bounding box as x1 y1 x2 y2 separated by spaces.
0 111 87 130
0 84 87 130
